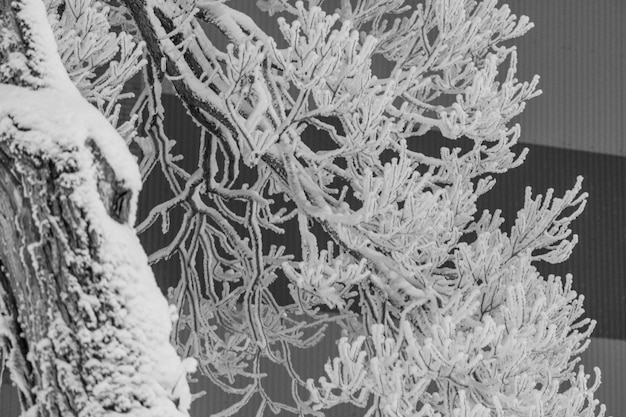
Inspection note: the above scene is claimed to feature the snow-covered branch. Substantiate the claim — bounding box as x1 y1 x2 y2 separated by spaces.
109 0 609 416
0 0 195 415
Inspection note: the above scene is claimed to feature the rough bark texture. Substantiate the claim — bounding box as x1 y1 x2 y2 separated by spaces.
0 138 137 415
0 1 193 415
0 147 37 411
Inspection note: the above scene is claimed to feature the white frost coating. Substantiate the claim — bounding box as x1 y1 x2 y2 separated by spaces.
13 0 78 91
0 303 31 404
196 1 269 43
9 0 144 220
0 83 195 414
18 404 39 417
46 0 146 120
124 0 607 416
0 85 142 222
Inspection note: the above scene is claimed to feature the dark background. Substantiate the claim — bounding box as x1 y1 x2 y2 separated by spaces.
2 1 625 416
146 95 626 340
134 97 626 416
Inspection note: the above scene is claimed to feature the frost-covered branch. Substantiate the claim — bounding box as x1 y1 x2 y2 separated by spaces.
113 0 609 416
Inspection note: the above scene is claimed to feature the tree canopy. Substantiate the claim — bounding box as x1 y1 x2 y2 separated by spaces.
0 0 608 416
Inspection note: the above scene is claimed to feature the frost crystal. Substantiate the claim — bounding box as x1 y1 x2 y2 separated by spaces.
0 0 607 416
127 0 607 415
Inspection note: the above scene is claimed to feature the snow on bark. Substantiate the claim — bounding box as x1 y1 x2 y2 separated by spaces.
0 83 196 416
0 0 195 415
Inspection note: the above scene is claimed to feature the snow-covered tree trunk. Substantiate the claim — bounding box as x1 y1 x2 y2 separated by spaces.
0 0 195 415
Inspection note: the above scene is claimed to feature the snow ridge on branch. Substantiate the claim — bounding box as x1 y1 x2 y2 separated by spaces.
0 0 196 415
102 0 610 416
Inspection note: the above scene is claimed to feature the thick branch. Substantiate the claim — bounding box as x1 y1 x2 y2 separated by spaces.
0 1 194 415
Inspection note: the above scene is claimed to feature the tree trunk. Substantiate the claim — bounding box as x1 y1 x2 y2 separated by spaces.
0 0 194 415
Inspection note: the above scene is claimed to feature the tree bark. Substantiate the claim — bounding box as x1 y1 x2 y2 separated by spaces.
0 0 194 415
